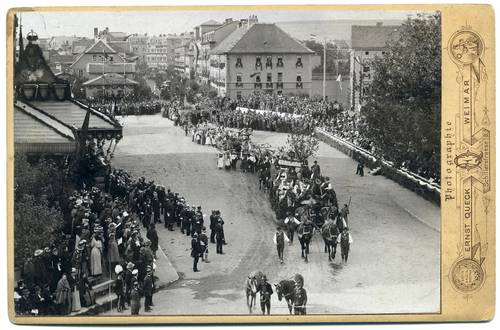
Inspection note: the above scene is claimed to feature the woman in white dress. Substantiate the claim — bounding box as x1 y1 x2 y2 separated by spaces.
217 153 224 169
90 233 103 276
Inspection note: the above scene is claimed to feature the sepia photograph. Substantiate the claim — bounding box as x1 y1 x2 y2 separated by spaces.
10 5 444 320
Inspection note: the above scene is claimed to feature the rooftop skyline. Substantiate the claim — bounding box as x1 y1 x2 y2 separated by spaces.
17 9 430 38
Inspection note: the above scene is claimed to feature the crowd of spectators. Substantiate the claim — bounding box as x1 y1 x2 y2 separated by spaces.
14 163 214 316
85 94 166 117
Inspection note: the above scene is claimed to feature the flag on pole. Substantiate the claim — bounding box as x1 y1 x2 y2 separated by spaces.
336 74 342 91
309 33 317 40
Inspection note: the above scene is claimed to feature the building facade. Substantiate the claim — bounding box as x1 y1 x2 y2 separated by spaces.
350 23 400 111
210 23 316 99
71 40 126 79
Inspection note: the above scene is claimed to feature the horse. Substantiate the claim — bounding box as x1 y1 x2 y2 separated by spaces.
321 221 340 261
274 279 296 314
297 222 315 262
245 276 258 313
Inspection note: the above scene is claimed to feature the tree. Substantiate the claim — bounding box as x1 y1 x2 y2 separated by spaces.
361 13 441 179
14 153 68 207
305 40 350 76
286 133 319 163
15 194 63 266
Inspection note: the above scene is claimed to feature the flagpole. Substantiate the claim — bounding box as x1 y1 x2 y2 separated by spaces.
323 38 326 101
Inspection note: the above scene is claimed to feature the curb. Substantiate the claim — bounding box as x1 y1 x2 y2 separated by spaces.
73 241 179 316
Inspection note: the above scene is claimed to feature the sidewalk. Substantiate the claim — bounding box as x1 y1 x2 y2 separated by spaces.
72 239 179 316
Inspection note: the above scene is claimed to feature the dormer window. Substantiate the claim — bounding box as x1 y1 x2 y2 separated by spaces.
296 56 303 68
236 57 243 68
266 56 272 69
255 56 262 70
277 56 284 67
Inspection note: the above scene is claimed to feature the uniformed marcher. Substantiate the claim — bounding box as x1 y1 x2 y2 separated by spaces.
209 210 217 243
293 276 307 315
259 275 273 315
215 217 225 254
191 233 202 272
199 227 209 262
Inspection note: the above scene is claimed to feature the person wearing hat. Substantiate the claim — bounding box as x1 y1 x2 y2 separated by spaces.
146 223 159 259
310 160 321 180
273 226 290 263
143 266 154 312
258 275 273 315
179 204 191 236
209 210 217 244
338 227 353 264
199 227 209 263
107 232 121 274
33 249 48 287
130 281 141 315
90 233 103 277
293 274 307 315
124 262 135 306
55 273 71 315
340 203 350 227
284 212 301 244
191 233 202 272
114 265 126 312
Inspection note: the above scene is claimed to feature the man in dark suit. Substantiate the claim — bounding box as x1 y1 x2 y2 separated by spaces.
191 233 201 272
146 223 159 259
143 266 154 312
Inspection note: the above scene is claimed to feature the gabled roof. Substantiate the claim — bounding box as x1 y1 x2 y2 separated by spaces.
71 40 124 68
15 101 76 142
211 23 314 55
27 99 120 129
82 73 138 86
351 25 401 50
84 39 117 54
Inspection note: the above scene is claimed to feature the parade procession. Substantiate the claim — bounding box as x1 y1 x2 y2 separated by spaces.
11 8 441 317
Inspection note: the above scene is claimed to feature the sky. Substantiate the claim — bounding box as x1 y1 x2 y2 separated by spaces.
16 9 429 38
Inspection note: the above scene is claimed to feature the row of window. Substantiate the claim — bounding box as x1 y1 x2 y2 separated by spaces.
147 55 168 62
235 56 303 69
92 54 114 62
235 73 303 89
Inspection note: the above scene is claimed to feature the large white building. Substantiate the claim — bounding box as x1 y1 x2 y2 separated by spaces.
210 22 317 99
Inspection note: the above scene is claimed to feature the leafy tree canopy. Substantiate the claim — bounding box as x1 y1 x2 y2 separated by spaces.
361 13 441 179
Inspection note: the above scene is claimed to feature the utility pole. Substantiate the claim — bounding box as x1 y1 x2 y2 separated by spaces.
323 38 326 101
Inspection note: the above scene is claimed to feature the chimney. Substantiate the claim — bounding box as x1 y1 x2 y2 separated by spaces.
93 27 98 38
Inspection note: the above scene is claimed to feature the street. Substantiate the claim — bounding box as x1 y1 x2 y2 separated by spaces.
106 114 440 315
